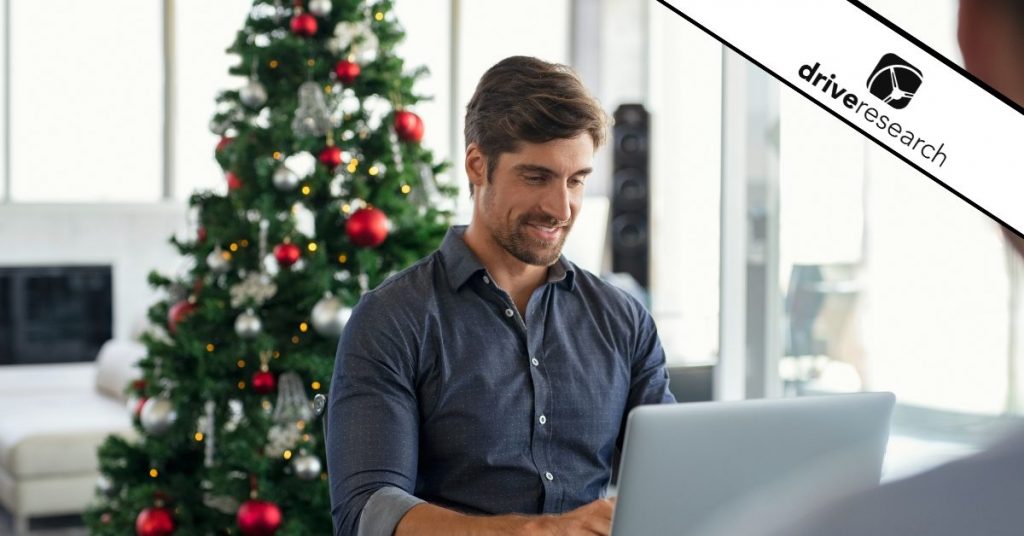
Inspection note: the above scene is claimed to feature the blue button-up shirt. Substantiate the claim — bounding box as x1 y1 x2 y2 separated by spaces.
327 225 674 535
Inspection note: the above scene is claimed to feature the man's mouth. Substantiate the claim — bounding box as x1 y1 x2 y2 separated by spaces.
526 222 563 241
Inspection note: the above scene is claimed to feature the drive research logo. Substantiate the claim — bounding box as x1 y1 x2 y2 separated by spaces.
866 53 923 109
797 59 947 168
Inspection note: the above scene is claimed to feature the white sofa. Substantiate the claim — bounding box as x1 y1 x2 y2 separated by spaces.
0 340 144 534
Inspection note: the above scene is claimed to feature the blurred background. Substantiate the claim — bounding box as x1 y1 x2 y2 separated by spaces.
0 0 1020 531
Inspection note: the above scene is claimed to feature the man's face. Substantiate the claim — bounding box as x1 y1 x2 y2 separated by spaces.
473 135 594 267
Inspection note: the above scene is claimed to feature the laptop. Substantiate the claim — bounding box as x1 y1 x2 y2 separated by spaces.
609 392 896 535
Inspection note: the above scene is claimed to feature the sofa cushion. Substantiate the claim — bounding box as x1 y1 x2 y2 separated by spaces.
94 339 145 402
0 389 135 478
0 363 94 395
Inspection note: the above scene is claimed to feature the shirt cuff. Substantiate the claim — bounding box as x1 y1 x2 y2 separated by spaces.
356 486 425 536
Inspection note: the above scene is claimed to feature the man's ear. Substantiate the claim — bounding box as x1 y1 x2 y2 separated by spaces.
465 143 487 191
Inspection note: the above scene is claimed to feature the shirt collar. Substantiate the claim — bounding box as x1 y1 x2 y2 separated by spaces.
440 225 577 292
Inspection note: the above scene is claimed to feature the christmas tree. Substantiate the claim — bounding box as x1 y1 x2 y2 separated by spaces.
86 1 454 534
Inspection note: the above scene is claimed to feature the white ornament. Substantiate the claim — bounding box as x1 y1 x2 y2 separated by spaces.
308 0 331 17
273 165 300 191
234 308 262 339
140 397 178 435
230 273 278 308
206 246 230 274
240 79 268 109
311 293 352 337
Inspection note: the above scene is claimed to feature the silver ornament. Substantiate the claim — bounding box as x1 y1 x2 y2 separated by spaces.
234 309 263 339
292 81 332 137
140 397 178 435
273 372 313 424
96 475 116 497
293 452 322 480
240 79 268 109
311 294 352 337
230 272 277 308
206 246 230 274
273 165 300 191
308 0 331 17
351 29 379 64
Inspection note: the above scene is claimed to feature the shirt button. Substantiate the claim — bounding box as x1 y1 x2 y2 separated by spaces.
539 415 547 425
545 471 554 481
504 308 514 318
531 357 539 367
483 275 490 284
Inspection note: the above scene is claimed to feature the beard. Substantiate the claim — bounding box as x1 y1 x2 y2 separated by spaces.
489 212 573 267
481 184 574 267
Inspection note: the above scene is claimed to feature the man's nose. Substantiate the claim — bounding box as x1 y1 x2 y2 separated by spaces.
540 182 572 223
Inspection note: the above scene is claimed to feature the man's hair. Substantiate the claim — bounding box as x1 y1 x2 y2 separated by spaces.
464 56 609 194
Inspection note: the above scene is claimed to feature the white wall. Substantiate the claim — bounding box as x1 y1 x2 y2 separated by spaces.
0 204 188 343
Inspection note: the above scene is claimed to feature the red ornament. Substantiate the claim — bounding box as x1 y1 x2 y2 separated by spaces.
216 136 234 153
289 13 318 37
346 207 390 248
135 506 175 536
132 379 147 392
394 110 424 143
237 499 282 536
167 300 195 334
333 60 360 84
197 227 207 243
133 397 148 419
226 172 243 191
273 242 302 267
251 370 277 394
318 145 343 169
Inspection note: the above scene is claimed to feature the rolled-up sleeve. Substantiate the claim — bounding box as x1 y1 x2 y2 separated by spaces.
326 293 422 536
618 301 676 448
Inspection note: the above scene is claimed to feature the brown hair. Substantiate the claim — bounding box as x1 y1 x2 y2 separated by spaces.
464 56 609 194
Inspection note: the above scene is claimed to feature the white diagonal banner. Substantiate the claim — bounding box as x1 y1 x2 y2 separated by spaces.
658 0 1024 236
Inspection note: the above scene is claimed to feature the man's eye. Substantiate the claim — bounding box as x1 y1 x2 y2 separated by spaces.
527 176 545 182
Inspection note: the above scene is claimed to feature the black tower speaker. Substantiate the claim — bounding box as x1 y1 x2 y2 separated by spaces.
611 104 650 289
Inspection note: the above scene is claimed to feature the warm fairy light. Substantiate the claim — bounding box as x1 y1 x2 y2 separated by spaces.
206 343 216 352
149 468 159 478
299 322 309 333
222 251 233 261
306 58 315 67
195 432 204 442
374 11 384 21
347 162 358 174
303 434 311 442
324 84 333 93
337 253 348 264
273 350 281 358
237 359 246 368
341 203 351 214
401 184 411 194
291 335 300 344
311 381 321 390
307 242 317 252
368 166 379 176
283 450 293 460
229 242 239 252
262 399 272 410
269 59 279 69
296 420 306 430
272 151 282 160
238 380 246 390
301 185 312 196
240 239 249 247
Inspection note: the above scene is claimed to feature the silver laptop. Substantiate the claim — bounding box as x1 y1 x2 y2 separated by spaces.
610 392 896 535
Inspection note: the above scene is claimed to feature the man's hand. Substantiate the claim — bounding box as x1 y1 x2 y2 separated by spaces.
394 497 616 536
523 498 616 535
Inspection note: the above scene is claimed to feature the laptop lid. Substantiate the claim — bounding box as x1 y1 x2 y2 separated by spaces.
610 392 895 535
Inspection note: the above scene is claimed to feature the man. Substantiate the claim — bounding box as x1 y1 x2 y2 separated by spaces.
326 56 674 536
772 0 1024 534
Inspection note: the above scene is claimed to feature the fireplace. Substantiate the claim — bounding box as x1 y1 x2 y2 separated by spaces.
0 266 113 365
